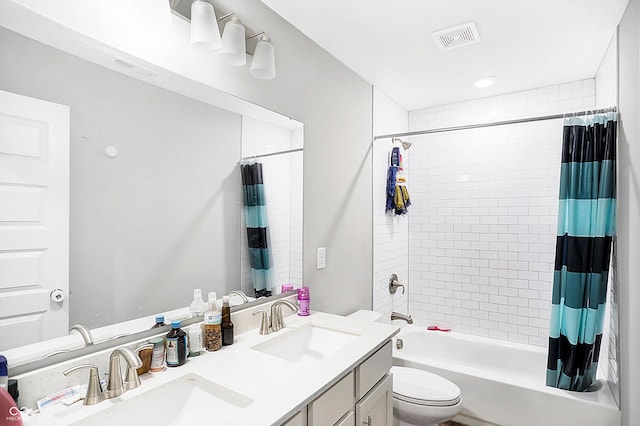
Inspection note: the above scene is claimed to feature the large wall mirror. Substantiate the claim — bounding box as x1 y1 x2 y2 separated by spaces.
0 25 303 366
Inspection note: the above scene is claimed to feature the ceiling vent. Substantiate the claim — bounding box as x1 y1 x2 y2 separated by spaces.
431 21 481 51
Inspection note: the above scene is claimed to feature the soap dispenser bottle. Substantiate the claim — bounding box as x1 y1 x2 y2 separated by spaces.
165 320 187 367
221 296 234 346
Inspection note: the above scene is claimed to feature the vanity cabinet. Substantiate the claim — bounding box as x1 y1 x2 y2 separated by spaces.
292 340 392 426
355 373 393 426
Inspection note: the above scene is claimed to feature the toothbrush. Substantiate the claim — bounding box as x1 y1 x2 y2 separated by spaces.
427 326 451 332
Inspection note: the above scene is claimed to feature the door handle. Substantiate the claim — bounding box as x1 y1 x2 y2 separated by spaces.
50 288 65 303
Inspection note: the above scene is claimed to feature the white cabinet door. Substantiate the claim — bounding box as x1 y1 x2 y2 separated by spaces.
308 372 354 426
356 374 393 426
0 90 69 350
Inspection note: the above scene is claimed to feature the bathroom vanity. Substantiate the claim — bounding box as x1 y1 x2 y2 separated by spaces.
14 303 398 426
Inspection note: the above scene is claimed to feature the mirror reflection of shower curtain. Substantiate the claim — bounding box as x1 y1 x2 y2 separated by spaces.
241 162 273 297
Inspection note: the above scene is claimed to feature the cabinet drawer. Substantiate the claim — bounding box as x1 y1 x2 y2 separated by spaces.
308 371 354 426
355 340 392 400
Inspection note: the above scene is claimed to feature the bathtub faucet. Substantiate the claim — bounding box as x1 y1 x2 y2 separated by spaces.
391 312 413 324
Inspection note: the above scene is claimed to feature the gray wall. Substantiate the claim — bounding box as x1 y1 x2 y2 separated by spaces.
0 28 242 327
616 0 640 423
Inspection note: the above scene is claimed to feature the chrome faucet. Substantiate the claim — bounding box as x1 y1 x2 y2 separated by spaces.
227 290 249 304
63 364 105 405
69 324 94 346
107 347 143 398
252 310 271 335
270 300 299 332
391 312 414 324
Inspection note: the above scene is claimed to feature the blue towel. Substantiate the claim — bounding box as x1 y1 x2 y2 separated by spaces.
386 147 401 212
386 165 397 212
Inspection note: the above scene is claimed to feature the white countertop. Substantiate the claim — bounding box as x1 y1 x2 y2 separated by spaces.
21 312 399 426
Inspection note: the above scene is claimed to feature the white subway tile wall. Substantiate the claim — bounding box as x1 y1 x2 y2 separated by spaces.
373 88 409 323
407 79 595 346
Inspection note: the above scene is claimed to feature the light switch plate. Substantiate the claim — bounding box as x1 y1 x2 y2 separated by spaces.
317 247 326 269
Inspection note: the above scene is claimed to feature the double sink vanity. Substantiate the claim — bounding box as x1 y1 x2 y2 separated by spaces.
14 297 398 426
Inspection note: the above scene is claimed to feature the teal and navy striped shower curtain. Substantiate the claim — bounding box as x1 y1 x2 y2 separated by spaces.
546 112 617 391
241 162 273 298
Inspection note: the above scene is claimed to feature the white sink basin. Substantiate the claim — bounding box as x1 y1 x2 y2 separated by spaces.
69 373 254 426
251 323 360 364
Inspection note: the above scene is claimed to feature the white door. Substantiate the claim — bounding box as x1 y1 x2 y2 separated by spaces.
0 90 69 351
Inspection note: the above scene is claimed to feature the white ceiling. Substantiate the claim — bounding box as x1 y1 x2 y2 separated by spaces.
261 0 628 111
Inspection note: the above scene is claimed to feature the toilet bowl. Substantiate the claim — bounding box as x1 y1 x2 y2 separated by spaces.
346 310 462 426
391 366 461 426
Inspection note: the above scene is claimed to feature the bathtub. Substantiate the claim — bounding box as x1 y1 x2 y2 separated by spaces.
392 325 620 426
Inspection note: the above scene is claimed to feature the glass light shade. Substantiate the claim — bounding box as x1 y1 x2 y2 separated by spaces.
250 37 276 80
219 17 246 66
190 0 222 50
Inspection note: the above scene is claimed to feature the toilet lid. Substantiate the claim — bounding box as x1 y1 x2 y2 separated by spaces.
391 366 461 407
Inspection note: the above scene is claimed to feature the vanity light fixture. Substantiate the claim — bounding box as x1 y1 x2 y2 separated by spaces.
190 0 222 50
219 14 247 66
172 1 277 79
249 32 276 80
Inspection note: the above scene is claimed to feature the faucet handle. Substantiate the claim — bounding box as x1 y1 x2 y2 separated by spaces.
276 303 297 329
63 364 105 405
253 310 270 335
389 274 405 294
108 347 143 398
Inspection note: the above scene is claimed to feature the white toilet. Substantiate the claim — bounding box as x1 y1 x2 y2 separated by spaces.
347 310 462 426
391 366 461 426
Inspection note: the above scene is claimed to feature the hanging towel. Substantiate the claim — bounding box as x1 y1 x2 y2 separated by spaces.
385 147 401 213
385 165 398 212
393 185 411 215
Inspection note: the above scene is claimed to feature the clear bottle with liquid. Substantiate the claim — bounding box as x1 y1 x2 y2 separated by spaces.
221 296 234 346
189 289 206 318
203 292 222 351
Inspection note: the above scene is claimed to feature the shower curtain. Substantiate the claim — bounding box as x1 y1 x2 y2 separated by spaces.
546 111 617 391
241 162 273 298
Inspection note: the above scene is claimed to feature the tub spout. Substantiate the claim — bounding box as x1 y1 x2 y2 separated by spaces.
391 312 413 324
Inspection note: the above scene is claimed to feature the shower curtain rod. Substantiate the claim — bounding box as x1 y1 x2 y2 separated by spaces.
373 106 617 141
240 147 303 162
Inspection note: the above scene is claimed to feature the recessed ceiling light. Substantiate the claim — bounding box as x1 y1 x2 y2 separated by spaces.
474 77 495 88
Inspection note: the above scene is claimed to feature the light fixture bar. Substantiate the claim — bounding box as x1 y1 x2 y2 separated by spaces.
217 12 234 21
